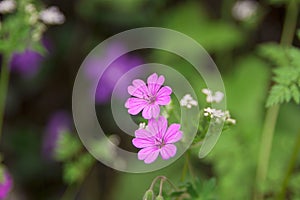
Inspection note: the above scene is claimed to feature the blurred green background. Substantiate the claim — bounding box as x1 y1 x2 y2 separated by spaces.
1 0 300 199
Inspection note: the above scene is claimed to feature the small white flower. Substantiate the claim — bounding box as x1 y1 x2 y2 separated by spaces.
139 122 146 129
232 0 258 21
180 94 198 109
39 6 65 25
202 88 224 103
204 107 236 124
0 0 16 14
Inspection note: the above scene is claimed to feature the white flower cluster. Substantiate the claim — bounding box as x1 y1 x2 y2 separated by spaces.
202 88 224 103
0 0 16 14
204 107 236 124
39 6 65 25
180 94 198 109
232 0 258 21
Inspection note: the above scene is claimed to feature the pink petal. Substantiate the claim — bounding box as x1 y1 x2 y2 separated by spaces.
164 124 182 143
156 86 172 105
132 137 155 148
147 73 165 95
156 96 171 105
128 79 148 98
135 128 155 138
142 104 160 119
148 116 168 138
125 98 148 115
138 147 160 164
160 144 177 160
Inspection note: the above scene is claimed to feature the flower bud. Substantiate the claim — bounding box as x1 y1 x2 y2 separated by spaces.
155 195 164 200
143 189 154 200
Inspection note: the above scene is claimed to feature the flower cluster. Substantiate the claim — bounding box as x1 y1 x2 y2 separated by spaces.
39 6 65 25
0 0 16 14
204 107 236 124
202 88 236 124
180 94 198 109
125 73 182 164
202 88 224 103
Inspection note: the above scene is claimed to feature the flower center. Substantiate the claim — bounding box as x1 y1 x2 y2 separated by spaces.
148 95 156 104
155 138 165 149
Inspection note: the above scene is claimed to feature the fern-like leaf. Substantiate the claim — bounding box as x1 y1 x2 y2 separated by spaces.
266 85 291 107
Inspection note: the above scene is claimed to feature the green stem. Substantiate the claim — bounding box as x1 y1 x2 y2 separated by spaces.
254 1 298 199
276 129 300 200
254 105 280 200
0 53 11 140
180 152 189 182
280 0 299 46
158 178 165 196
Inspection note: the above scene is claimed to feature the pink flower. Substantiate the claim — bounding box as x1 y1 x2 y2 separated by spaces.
132 116 182 164
0 170 13 199
125 73 172 119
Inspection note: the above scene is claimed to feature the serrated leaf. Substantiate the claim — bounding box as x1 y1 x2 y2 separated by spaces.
287 46 300 68
273 67 299 85
266 85 291 107
290 84 300 104
257 43 289 67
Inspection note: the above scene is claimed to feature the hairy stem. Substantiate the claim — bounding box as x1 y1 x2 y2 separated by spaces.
254 1 298 199
0 53 11 140
276 129 300 200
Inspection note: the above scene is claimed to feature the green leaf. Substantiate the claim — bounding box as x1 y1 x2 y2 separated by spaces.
63 162 82 184
272 67 299 85
287 46 300 68
257 43 289 67
290 84 300 104
297 29 300 40
54 132 82 161
266 85 291 107
63 153 94 185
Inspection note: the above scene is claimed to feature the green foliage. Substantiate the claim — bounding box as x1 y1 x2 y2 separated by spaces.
206 55 269 199
54 132 95 185
258 43 300 107
169 178 217 200
54 131 82 161
0 0 46 54
297 29 300 40
63 153 94 185
161 2 244 52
